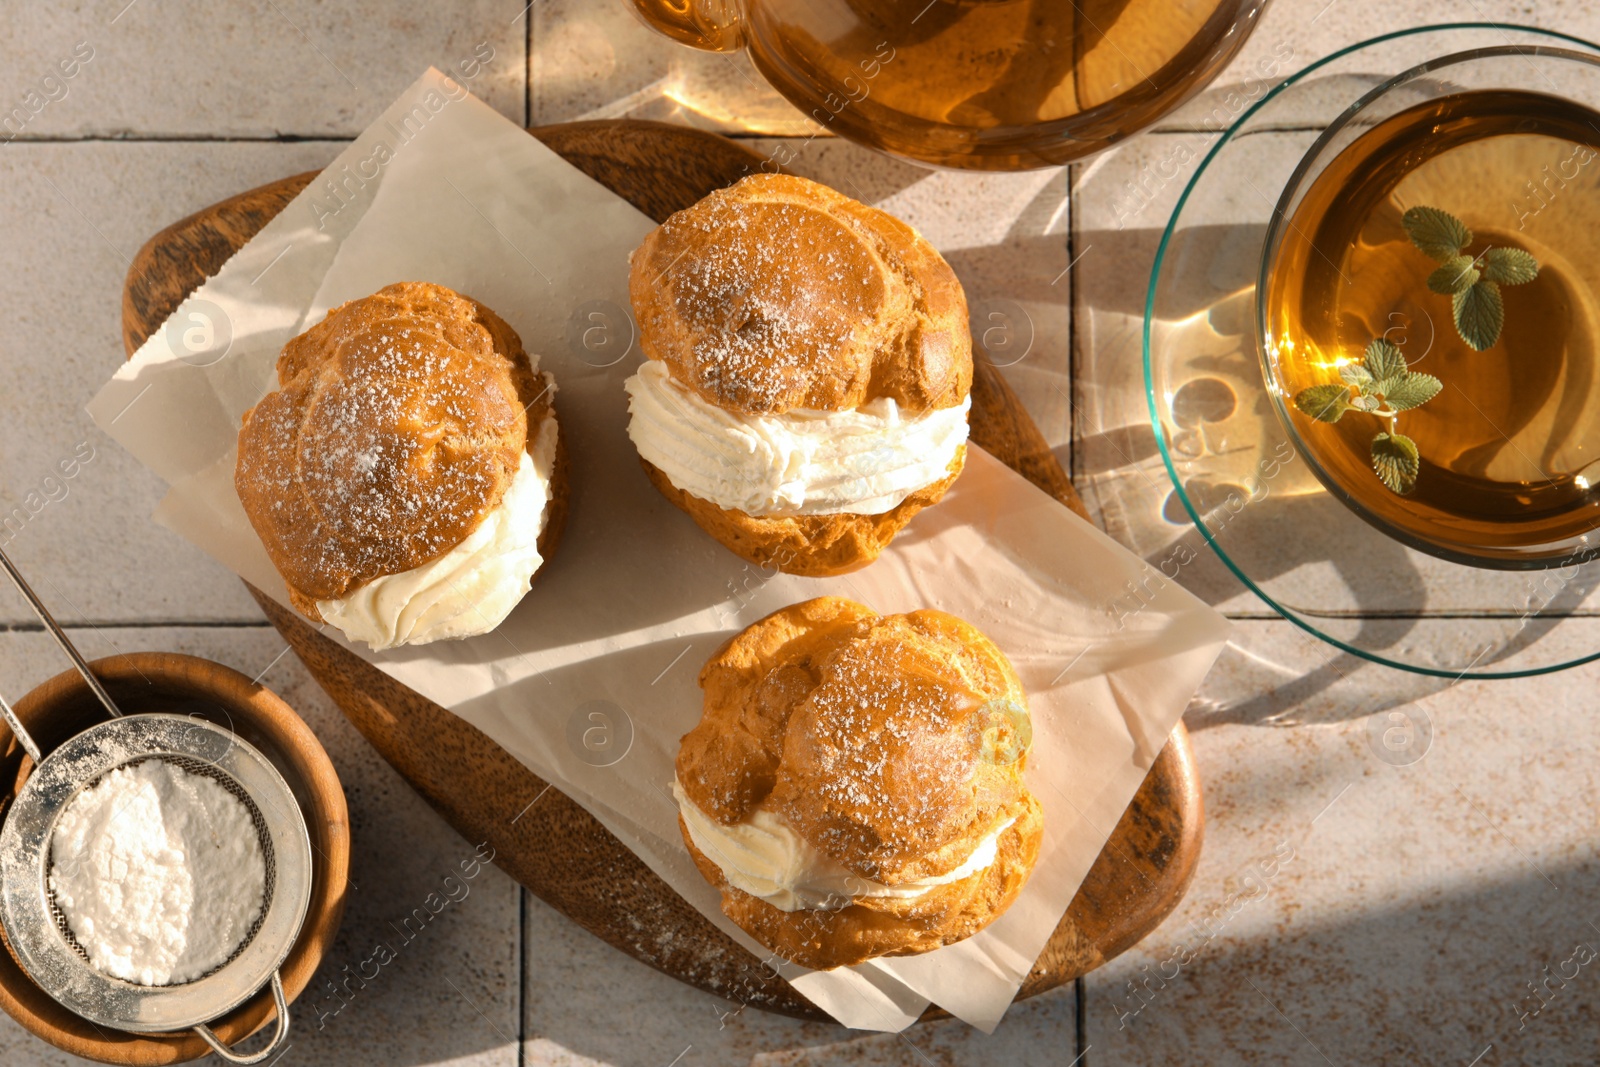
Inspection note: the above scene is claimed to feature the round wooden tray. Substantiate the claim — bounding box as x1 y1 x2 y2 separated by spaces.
119 119 1202 1022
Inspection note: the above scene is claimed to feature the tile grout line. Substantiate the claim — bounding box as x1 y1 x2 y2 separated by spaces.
1066 161 1080 491
0 620 274 631
518 889 528 1067
0 130 821 145
1 123 1303 144
1224 611 1600 621
2 133 357 144
6 609 1597 628
1075 976 1089 1065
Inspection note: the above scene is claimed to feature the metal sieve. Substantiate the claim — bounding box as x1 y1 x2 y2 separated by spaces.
0 545 311 1065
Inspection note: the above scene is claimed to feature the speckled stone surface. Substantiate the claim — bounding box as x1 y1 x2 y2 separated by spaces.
1087 618 1600 1066
0 1 526 136
5 0 1600 1063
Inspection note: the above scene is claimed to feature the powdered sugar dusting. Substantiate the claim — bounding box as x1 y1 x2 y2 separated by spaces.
236 283 533 600
48 760 266 986
647 185 898 414
775 625 989 878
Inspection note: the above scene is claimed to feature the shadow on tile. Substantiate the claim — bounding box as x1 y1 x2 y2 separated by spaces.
1068 208 1600 724
522 891 1079 1066
1085 856 1600 1066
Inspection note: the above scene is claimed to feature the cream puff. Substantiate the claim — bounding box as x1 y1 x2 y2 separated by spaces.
235 281 568 649
673 596 1042 970
626 174 973 578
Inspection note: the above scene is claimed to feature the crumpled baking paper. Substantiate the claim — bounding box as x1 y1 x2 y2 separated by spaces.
89 69 1229 1033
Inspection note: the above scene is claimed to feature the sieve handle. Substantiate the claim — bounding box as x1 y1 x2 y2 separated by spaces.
0 542 124 722
0 687 41 764
192 970 291 1065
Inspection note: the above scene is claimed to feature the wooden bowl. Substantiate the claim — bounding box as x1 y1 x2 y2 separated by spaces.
0 653 349 1064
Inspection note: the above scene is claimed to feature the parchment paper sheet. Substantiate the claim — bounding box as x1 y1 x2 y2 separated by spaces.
89 70 1229 1033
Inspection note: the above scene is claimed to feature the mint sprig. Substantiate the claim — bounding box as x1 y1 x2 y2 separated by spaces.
1402 205 1539 351
1288 206 1541 497
1292 338 1441 495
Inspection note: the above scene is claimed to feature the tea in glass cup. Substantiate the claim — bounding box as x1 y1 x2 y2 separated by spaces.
1262 49 1600 566
630 0 1269 169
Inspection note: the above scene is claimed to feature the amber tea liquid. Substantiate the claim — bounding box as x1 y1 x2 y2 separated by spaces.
635 0 1261 168
1265 90 1600 557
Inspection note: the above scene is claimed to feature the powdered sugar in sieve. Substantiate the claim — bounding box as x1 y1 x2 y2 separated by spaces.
45 754 278 986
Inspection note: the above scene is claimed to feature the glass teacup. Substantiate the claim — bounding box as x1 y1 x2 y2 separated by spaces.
1260 46 1600 569
629 0 1270 170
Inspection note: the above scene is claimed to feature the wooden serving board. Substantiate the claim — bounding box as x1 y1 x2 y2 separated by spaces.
119 119 1201 1022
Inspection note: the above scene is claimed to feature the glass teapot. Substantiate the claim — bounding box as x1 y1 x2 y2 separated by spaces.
629 0 1269 170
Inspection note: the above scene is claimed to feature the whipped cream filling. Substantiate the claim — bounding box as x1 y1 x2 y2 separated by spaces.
672 777 1014 913
317 408 558 650
625 360 970 516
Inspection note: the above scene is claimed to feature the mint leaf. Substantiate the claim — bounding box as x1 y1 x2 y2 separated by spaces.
1293 384 1351 423
1428 254 1480 294
1372 432 1421 494
1403 206 1471 261
1383 373 1443 412
1340 363 1376 392
1482 246 1539 286
1453 279 1505 351
1364 338 1408 382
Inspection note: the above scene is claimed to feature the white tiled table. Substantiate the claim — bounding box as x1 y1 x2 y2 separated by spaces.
3 1 1599 1063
